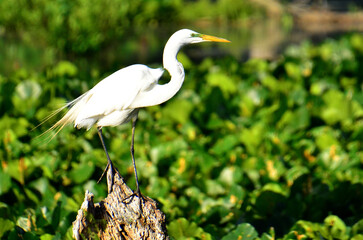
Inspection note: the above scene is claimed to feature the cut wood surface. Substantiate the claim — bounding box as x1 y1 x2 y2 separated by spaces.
72 166 169 240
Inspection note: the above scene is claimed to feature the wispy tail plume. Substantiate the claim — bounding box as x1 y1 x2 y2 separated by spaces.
35 92 88 142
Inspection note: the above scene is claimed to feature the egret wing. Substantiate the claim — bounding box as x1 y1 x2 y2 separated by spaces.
75 65 163 121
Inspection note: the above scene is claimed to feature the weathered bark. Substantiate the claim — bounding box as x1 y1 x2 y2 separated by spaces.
72 166 169 240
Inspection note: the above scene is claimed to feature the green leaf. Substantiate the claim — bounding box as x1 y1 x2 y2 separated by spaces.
12 80 42 117
52 61 78 77
321 89 351 125
288 220 321 239
221 223 258 240
0 171 11 195
205 179 225 196
51 201 62 230
211 134 239 155
69 161 95 184
150 138 188 163
40 234 55 240
240 123 264 154
206 71 236 97
351 33 363 53
162 99 194 124
0 115 30 138
0 218 14 238
352 219 363 236
351 234 363 240
261 74 279 91
285 62 301 80
285 166 309 186
177 52 192 69
15 80 42 100
277 107 310 133
224 184 245 206
219 167 243 187
260 228 275 240
321 215 347 240
206 113 225 130
168 218 211 239
310 81 330 95
314 127 339 150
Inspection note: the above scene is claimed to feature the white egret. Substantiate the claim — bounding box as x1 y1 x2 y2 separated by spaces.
46 29 230 196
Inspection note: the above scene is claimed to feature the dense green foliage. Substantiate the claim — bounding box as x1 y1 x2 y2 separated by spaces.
1 1 363 238
0 0 262 54
1 28 363 239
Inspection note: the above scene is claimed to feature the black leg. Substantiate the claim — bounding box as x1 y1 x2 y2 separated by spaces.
97 127 115 192
129 118 145 218
131 118 141 195
97 127 113 166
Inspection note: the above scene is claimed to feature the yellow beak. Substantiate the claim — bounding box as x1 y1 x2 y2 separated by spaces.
201 34 230 43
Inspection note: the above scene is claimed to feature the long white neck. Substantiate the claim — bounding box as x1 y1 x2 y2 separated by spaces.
129 34 186 108
160 35 186 101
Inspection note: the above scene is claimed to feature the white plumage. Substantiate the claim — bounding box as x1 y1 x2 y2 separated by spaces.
73 65 164 129
46 29 230 194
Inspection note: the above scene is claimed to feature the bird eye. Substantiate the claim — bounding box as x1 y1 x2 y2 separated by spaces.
191 33 200 38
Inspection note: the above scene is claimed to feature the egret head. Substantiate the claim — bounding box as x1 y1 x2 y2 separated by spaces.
172 29 230 45
163 29 230 68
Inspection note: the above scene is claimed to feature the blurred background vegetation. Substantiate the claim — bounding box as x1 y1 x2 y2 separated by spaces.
1 0 363 239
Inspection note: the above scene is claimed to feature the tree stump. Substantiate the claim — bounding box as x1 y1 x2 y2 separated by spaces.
72 166 169 240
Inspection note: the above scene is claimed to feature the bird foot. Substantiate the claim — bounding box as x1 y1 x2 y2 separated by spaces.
122 189 144 203
122 189 146 218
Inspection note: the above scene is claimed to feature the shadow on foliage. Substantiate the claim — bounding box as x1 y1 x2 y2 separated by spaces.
245 174 363 237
